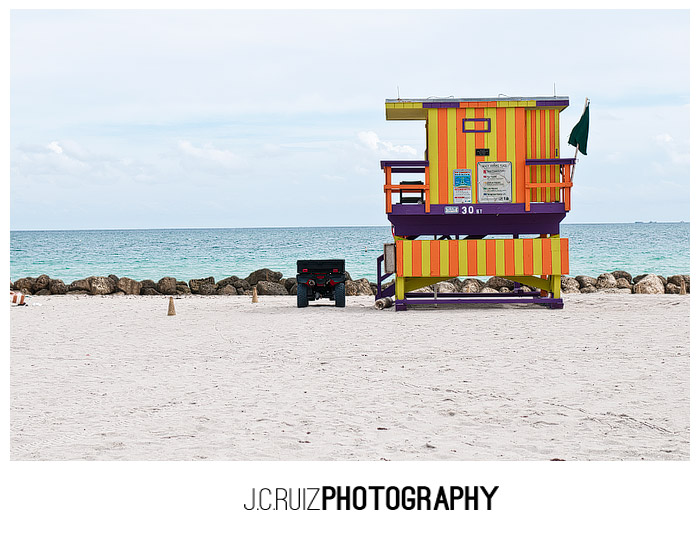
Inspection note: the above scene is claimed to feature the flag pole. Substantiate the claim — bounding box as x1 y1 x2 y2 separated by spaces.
570 97 589 183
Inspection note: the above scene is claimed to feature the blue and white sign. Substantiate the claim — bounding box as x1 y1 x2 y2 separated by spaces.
453 169 472 204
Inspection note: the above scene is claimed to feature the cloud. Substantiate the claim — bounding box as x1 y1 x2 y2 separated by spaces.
653 132 689 167
176 141 247 173
47 141 63 154
357 131 418 156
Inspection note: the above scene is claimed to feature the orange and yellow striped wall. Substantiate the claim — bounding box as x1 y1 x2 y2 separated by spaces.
386 100 564 205
426 105 560 205
395 236 569 278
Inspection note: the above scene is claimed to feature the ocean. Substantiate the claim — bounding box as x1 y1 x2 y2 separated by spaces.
10 223 690 284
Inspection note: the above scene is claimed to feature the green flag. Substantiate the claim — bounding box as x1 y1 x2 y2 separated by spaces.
568 102 590 155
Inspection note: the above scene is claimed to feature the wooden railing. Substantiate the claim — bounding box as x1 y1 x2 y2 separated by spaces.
380 160 430 213
524 158 576 212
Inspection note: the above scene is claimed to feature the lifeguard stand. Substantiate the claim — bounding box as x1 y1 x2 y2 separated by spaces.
375 96 576 310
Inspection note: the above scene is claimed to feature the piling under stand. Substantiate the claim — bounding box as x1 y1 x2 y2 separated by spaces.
374 96 578 311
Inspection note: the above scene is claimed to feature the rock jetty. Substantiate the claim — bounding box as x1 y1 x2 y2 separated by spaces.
11 270 690 296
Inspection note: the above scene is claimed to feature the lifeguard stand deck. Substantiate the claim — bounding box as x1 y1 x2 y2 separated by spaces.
375 96 576 310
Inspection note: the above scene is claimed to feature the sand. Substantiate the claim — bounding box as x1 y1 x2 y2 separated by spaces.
10 293 689 461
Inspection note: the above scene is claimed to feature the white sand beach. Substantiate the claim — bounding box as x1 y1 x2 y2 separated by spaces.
10 294 689 461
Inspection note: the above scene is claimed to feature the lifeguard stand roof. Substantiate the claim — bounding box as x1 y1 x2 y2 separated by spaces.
386 96 569 120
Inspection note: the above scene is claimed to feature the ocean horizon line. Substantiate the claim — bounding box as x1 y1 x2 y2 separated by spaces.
9 220 690 233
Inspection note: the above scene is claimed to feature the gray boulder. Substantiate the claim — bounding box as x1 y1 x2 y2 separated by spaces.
189 276 215 294
346 278 373 296
156 277 177 295
665 283 681 294
284 278 296 291
13 277 36 294
462 278 485 293
575 275 597 288
481 287 498 294
596 273 617 289
216 276 240 289
218 284 237 295
632 273 666 286
141 287 161 296
435 281 457 293
49 279 68 295
34 274 52 292
616 278 633 290
117 277 142 295
69 278 92 293
611 270 632 283
199 283 218 295
256 280 288 295
580 285 598 293
633 274 665 294
446 278 463 291
175 281 191 295
234 278 251 291
140 279 157 290
486 276 514 290
667 275 690 292
87 276 116 295
561 276 580 293
246 268 283 286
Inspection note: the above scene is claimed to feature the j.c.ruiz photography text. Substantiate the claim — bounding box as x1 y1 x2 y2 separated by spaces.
243 485 499 511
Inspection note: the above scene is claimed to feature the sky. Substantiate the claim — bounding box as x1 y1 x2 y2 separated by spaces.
9 8 691 230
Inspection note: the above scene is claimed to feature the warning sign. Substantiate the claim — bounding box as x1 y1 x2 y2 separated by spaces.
477 162 512 203
453 169 472 204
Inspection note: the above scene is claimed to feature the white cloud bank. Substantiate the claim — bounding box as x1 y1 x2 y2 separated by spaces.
357 131 418 156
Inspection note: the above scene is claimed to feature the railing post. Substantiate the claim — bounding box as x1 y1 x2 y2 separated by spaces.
376 254 385 299
385 166 392 213
525 166 531 211
564 164 571 211
550 164 556 202
424 166 430 213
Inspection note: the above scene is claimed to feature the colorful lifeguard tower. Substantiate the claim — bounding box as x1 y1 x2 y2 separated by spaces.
375 95 577 310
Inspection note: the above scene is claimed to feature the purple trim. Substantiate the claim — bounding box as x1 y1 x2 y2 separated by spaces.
387 203 567 236
406 291 541 298
422 102 461 108
536 99 569 108
380 160 429 169
391 202 566 216
391 167 426 174
375 254 395 300
394 295 564 310
463 117 491 133
526 158 577 166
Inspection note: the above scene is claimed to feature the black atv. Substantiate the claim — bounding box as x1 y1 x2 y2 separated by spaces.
296 259 346 308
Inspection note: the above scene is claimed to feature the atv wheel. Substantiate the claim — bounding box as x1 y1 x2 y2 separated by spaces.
297 283 308 308
334 282 345 308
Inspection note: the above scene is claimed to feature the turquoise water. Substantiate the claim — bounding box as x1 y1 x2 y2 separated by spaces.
10 223 690 283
